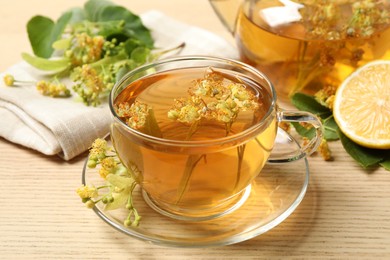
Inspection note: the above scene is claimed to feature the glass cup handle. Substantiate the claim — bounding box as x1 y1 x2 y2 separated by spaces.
268 110 324 163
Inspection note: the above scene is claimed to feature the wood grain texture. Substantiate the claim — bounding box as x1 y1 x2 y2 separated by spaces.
1 1 389 259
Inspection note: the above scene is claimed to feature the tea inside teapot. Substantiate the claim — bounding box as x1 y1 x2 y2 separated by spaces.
211 0 390 102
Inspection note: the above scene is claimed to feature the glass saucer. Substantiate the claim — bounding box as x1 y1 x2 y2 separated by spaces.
81 129 309 248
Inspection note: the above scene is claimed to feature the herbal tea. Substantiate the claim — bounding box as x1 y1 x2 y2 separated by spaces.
235 0 390 101
111 67 276 217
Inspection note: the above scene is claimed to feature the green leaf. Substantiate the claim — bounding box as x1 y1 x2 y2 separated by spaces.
291 93 332 119
104 189 130 210
322 116 339 140
105 173 135 210
115 65 131 82
106 174 134 189
84 0 151 44
99 6 154 47
94 20 125 38
291 115 339 141
67 7 86 24
27 16 54 58
379 151 390 171
124 38 143 55
131 47 151 64
27 12 72 58
88 53 128 70
291 122 315 139
52 38 71 50
379 159 390 171
22 52 70 71
338 129 384 168
84 0 114 22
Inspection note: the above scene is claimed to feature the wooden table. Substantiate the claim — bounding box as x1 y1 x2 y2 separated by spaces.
1 1 389 258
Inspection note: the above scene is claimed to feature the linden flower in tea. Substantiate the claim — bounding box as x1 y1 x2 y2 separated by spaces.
168 68 259 138
115 100 163 138
114 68 264 206
233 0 390 99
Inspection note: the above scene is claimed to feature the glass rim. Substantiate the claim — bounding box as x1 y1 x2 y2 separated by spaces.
109 55 277 147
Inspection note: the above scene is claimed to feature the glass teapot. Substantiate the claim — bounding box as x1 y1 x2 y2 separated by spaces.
210 0 390 102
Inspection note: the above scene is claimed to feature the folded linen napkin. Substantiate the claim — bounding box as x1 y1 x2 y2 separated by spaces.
0 10 237 160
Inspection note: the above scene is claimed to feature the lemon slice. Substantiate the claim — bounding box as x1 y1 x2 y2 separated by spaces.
333 60 390 149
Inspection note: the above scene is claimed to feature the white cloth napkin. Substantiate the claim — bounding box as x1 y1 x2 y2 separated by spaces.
0 10 237 160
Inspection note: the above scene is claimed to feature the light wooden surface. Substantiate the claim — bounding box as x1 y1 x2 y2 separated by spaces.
1 1 389 259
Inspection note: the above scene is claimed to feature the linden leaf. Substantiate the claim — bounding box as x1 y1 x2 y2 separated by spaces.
67 7 86 25
131 47 151 64
98 6 154 48
104 174 135 210
291 93 332 119
84 0 114 22
322 116 339 141
291 117 338 141
290 93 338 141
21 52 70 72
106 174 134 189
27 11 72 58
144 107 163 138
104 190 130 210
338 129 384 168
379 159 390 171
291 122 315 139
52 38 71 50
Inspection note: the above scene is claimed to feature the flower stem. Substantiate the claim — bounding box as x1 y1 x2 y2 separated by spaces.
175 154 206 204
233 144 246 191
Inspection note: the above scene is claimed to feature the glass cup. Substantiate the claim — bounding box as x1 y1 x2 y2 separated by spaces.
109 56 323 221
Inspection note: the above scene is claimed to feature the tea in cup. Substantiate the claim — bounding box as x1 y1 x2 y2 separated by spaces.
109 56 322 221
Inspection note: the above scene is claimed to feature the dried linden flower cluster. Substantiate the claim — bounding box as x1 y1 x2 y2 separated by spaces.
168 68 259 135
115 101 152 130
300 0 389 40
3 74 71 98
77 138 141 227
65 33 105 66
114 68 260 139
36 80 71 97
113 68 262 205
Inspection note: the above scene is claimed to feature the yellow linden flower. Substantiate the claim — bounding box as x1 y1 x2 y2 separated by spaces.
101 157 116 170
99 157 117 179
3 74 15 86
99 168 111 179
76 185 98 199
89 138 108 160
36 80 71 97
168 96 204 124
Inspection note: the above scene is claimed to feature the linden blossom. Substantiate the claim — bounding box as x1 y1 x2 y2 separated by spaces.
77 138 142 227
4 0 157 106
168 68 259 136
3 74 71 98
111 68 263 209
115 68 260 139
71 64 114 106
65 33 105 66
301 0 389 40
115 100 163 138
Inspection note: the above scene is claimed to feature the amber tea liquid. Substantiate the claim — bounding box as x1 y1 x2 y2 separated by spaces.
235 2 390 103
111 67 277 218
